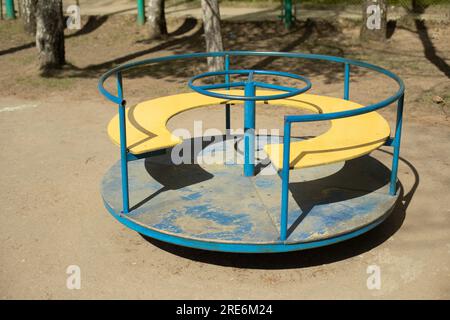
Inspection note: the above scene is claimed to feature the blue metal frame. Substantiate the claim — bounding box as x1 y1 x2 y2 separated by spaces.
280 121 291 241
116 72 129 214
225 55 231 134
390 94 404 195
98 51 405 243
344 63 350 100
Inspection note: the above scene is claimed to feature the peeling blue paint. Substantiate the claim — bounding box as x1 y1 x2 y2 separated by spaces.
181 192 202 201
101 138 399 252
254 178 275 189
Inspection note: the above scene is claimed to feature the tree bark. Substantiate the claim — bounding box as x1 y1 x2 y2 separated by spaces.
360 0 387 43
20 0 37 34
412 0 426 14
35 0 65 74
201 0 224 72
147 0 167 39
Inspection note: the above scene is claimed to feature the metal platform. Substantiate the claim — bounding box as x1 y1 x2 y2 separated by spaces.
101 136 400 253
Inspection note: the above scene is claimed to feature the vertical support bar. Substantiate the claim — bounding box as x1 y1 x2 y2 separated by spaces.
5 0 15 19
117 72 130 213
389 94 404 196
137 0 145 25
280 120 292 241
243 78 256 177
344 63 350 100
225 55 231 134
284 0 292 29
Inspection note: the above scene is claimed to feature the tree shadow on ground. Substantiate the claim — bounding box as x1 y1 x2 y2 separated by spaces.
384 16 450 78
56 18 365 87
387 20 397 39
411 0 429 14
414 19 450 78
0 15 109 56
141 150 418 269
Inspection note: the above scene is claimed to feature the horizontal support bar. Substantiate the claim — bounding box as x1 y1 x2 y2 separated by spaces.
198 81 246 90
188 68 311 101
284 94 402 123
254 81 299 93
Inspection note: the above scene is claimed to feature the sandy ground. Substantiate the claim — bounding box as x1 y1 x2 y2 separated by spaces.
0 6 449 299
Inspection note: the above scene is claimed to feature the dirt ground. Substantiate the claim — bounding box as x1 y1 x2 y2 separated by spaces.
0 5 449 299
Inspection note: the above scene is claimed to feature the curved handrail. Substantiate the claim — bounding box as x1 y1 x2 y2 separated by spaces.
188 69 312 101
98 51 405 118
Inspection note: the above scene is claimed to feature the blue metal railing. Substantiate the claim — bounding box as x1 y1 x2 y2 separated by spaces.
344 62 350 100
224 55 231 133
98 51 405 241
188 69 312 101
98 51 405 105
116 72 129 214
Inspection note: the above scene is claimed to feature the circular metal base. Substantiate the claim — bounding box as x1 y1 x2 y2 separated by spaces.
101 136 400 253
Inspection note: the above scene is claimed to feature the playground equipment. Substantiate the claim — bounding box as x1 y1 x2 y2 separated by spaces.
4 0 16 19
137 0 145 25
280 0 297 29
98 51 404 253
135 0 296 28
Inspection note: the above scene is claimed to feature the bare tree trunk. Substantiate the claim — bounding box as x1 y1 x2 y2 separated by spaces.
201 0 224 72
35 0 65 74
360 0 387 42
20 0 37 35
147 0 167 39
412 0 426 13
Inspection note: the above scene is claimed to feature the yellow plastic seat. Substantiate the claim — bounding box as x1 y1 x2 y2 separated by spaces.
262 95 390 169
107 90 390 169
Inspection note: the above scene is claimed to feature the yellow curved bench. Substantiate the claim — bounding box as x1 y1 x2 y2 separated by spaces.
107 90 390 170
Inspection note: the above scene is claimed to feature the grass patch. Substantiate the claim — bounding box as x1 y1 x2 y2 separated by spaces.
16 75 76 91
0 20 22 35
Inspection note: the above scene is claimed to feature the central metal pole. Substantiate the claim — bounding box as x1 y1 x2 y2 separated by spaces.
243 76 256 177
